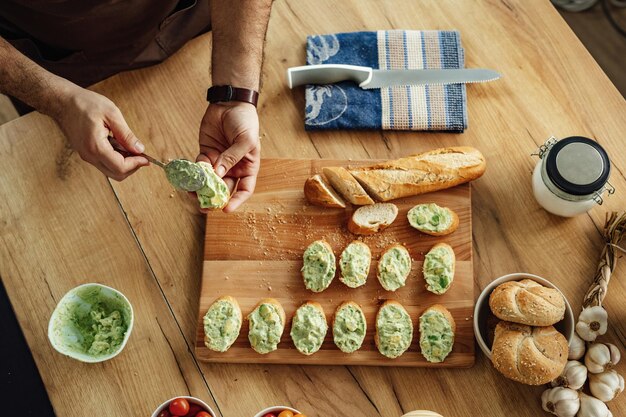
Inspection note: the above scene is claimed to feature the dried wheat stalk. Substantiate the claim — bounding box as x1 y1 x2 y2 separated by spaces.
582 211 626 308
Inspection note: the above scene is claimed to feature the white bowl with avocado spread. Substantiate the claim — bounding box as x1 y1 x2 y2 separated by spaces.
48 283 134 363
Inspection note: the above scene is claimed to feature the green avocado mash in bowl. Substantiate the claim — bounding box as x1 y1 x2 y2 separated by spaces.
48 283 133 363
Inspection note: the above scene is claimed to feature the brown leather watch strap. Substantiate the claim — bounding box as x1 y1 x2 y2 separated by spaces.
206 85 259 107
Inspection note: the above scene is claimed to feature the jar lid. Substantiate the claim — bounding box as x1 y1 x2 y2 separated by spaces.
545 136 610 196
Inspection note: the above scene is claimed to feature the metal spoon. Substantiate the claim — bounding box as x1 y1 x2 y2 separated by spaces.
108 135 206 192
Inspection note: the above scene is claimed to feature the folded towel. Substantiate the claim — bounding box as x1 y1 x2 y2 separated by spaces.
304 30 467 132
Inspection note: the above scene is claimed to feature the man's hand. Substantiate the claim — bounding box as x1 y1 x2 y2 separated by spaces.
198 101 260 212
55 87 149 181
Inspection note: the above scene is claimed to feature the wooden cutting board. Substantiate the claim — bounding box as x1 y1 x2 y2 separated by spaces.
195 159 475 367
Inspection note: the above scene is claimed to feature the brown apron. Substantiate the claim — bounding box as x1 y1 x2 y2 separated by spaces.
0 0 211 111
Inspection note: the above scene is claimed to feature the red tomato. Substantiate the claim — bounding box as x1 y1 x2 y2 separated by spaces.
185 404 203 416
195 412 212 417
158 410 172 417
169 398 190 416
262 414 277 417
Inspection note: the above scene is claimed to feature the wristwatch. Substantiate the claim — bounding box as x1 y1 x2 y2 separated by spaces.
206 85 259 107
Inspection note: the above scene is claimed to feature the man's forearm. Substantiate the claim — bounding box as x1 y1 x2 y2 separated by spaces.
0 36 74 117
210 0 274 91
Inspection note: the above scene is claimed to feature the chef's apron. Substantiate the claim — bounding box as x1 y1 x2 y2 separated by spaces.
0 0 211 113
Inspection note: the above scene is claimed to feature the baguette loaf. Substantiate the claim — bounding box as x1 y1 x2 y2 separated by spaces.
489 279 566 326
349 147 486 201
491 321 568 385
304 174 346 208
323 167 375 205
348 203 398 235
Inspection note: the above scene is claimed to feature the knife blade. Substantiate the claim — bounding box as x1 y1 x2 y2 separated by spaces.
287 64 501 89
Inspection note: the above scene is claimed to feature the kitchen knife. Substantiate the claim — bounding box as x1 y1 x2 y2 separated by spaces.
287 64 501 89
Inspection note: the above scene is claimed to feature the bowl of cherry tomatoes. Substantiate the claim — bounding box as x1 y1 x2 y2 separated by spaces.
152 396 215 417
253 407 306 417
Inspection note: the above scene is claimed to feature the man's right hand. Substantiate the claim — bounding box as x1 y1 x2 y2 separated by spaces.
54 86 149 181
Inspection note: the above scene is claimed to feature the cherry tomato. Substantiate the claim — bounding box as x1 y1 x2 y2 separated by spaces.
278 411 294 417
158 410 172 417
169 398 190 416
294 414 307 417
262 414 277 417
185 404 202 416
195 412 212 417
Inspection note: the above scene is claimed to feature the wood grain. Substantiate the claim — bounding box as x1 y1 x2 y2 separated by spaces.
0 0 625 416
195 159 474 367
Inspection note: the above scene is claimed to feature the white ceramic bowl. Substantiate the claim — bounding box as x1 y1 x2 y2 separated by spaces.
151 396 215 417
253 406 301 417
48 283 134 363
473 272 574 359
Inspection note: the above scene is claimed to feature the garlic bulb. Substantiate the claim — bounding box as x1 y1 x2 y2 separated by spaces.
578 393 613 417
551 360 588 390
585 343 621 374
568 332 586 360
589 370 624 402
575 306 608 342
541 387 580 417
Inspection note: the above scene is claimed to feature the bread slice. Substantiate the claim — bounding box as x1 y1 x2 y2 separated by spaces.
377 244 412 291
419 304 456 363
203 295 242 352
349 147 486 201
304 174 346 208
375 300 413 358
422 243 455 295
332 301 367 353
407 203 459 236
322 167 375 205
348 203 399 235
489 279 566 326
290 301 328 355
339 241 371 288
491 321 568 385
301 239 336 293
247 298 286 354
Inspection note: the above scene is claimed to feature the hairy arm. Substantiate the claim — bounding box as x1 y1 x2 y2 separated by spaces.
0 36 147 180
198 0 273 212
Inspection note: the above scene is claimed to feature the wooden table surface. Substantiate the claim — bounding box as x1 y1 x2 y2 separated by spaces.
0 1 625 416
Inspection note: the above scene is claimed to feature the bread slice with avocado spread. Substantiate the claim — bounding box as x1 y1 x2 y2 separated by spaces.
333 301 367 353
196 161 230 209
419 304 456 363
339 241 371 288
301 240 336 293
348 203 399 235
407 203 459 236
422 243 455 295
377 244 412 291
375 300 413 358
247 298 286 354
290 301 328 355
203 296 242 352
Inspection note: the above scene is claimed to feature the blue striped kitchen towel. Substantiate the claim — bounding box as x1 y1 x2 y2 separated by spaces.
304 30 467 132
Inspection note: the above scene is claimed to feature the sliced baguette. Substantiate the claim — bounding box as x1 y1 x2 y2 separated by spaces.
323 166 375 205
332 301 367 353
349 147 486 201
422 243 455 295
419 304 456 363
304 174 346 208
375 300 413 359
203 295 242 352
348 203 399 235
290 301 328 355
247 298 286 354
407 203 459 237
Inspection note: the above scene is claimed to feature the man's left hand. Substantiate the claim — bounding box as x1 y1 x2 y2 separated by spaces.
197 101 260 213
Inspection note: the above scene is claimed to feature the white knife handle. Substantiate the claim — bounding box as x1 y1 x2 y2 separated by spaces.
287 64 373 88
